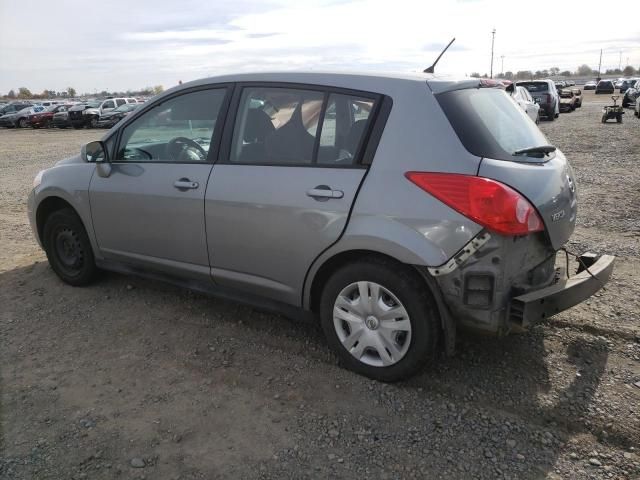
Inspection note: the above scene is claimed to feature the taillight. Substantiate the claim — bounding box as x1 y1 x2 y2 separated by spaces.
405 172 544 236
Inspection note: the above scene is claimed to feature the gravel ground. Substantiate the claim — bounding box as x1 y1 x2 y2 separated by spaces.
1 91 639 480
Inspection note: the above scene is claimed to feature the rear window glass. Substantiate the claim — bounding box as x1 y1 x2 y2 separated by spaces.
517 82 548 93
436 88 551 162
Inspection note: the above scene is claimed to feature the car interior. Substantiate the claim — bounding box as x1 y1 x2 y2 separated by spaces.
230 88 374 166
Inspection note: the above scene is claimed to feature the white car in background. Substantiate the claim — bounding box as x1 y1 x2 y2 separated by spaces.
510 85 541 124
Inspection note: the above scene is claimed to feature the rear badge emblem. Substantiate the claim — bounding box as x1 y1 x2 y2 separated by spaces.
551 210 566 222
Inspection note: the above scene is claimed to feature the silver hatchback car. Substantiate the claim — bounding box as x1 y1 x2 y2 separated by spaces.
28 72 615 381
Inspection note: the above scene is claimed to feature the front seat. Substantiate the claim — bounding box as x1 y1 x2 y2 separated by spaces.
238 109 275 163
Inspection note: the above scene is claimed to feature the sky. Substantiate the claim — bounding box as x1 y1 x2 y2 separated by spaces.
0 0 638 94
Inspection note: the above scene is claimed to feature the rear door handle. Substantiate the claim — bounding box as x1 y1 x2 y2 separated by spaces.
307 185 344 200
174 178 199 190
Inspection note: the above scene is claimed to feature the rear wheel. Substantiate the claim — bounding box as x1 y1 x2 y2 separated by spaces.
616 114 622 123
547 109 555 121
43 208 98 286
319 258 439 382
535 111 540 125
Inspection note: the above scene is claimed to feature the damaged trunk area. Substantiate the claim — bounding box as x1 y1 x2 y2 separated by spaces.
434 232 557 335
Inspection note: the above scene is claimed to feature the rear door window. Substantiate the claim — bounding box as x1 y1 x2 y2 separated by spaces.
436 88 551 162
229 87 377 167
230 87 323 165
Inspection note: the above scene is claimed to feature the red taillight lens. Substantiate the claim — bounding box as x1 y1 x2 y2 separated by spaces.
405 172 544 236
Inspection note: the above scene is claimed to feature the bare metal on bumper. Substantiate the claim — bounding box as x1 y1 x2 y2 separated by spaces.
509 254 615 328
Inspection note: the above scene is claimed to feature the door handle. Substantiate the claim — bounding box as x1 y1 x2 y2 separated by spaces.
306 185 344 200
174 178 199 190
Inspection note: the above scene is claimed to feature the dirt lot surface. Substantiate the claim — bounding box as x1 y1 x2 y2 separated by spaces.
1 91 639 479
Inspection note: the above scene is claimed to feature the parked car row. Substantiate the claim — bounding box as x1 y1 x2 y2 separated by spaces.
509 79 584 120
0 98 143 129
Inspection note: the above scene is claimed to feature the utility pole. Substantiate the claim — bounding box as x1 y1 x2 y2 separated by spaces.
490 28 496 79
598 49 602 80
619 50 622 71
501 55 505 76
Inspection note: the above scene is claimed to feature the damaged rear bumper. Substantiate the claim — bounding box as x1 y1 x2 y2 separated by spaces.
509 254 615 329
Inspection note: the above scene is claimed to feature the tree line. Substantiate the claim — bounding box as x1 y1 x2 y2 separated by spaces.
470 64 638 80
1 85 164 100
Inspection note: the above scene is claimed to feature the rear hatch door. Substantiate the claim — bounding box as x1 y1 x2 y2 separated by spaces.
434 85 576 249
478 152 577 249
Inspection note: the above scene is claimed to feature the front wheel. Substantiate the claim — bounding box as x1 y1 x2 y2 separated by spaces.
43 208 98 286
601 114 608 123
319 258 439 382
18 118 28 128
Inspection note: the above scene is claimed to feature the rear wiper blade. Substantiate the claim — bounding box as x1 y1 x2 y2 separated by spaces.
513 145 556 156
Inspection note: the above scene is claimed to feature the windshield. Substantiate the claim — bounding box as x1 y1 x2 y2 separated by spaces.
86 100 101 108
517 82 548 93
436 88 551 162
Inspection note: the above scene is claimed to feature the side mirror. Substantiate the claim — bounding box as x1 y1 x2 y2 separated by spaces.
81 140 108 163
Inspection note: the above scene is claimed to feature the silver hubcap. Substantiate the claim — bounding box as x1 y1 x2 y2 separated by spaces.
333 281 411 367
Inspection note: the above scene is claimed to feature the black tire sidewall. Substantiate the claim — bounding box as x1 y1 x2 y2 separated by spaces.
319 259 439 382
43 209 97 286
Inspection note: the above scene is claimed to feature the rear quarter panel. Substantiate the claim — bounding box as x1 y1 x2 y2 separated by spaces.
303 81 484 307
343 80 483 260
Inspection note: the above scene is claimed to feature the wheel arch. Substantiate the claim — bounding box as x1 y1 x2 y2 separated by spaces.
36 196 82 247
306 248 457 355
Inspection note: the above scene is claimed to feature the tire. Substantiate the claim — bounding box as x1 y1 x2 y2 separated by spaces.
319 257 439 382
89 116 99 128
18 117 27 128
43 208 98 286
535 112 540 125
616 114 622 123
601 114 607 123
547 108 555 121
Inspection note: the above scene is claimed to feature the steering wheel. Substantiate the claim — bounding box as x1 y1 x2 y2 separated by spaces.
166 137 207 162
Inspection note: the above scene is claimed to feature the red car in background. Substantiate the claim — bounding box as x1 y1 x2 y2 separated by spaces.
28 104 74 128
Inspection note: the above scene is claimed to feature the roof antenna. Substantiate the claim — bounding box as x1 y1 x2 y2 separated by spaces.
424 37 455 73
